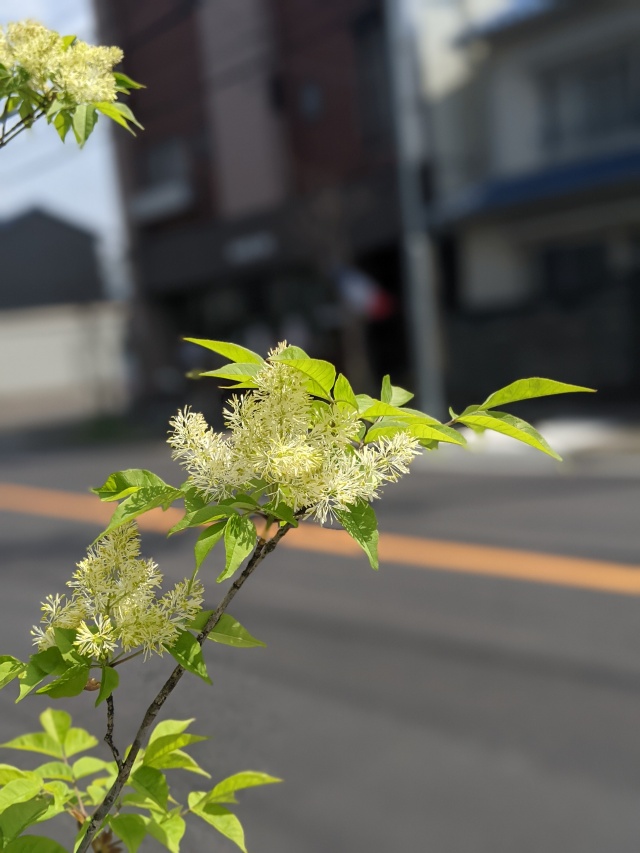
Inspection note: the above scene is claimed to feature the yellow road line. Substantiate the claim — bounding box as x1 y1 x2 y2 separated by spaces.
1 482 639 597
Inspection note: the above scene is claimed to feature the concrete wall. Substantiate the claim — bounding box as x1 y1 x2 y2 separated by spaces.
460 225 530 309
0 302 129 430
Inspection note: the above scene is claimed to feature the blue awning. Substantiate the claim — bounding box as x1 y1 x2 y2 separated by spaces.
434 146 640 224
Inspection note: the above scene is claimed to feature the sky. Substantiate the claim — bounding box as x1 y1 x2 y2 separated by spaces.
0 0 129 297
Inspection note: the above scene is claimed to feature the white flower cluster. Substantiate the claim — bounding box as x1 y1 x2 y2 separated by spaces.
169 343 421 523
32 523 203 660
0 20 122 103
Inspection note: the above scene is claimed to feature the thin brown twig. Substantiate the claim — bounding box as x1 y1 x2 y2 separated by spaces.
76 522 292 853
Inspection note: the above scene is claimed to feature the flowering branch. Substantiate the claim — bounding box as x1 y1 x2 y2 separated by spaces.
76 522 292 853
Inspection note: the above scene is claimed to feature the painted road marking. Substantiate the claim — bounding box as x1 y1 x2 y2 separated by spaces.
1 482 639 597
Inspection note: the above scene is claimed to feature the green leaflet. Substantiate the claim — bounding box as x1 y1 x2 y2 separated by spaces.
206 772 281 805
95 666 119 708
458 410 562 460
144 811 186 853
36 663 90 699
130 766 169 810
189 800 247 853
182 338 264 365
109 813 147 853
39 710 70 748
480 377 595 410
0 657 24 691
273 357 336 399
4 837 68 853
0 766 29 785
1 734 62 761
17 648 67 702
71 757 114 780
71 103 97 147
148 719 195 744
194 521 227 570
143 733 207 769
219 515 256 583
0 778 43 815
92 469 174 502
59 728 98 759
166 630 212 684
334 501 379 570
199 363 262 386
101 484 182 536
333 373 358 409
1 802 59 849
199 613 266 649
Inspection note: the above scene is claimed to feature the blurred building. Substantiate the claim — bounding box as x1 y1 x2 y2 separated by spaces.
0 210 128 429
419 0 640 408
93 0 410 409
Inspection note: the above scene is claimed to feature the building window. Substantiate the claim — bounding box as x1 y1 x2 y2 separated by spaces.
298 82 324 122
541 48 640 152
352 10 392 146
539 242 607 307
141 137 191 189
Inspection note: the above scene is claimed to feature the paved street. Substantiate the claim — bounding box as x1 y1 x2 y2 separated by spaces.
1 439 640 852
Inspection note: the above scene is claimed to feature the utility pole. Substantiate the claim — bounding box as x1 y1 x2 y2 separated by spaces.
384 0 445 418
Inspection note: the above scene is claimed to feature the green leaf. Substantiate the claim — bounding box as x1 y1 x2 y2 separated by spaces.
61 728 98 759
109 813 147 853
146 749 210 777
0 657 24 691
207 772 281 804
389 384 414 406
130 766 169 810
194 521 226 570
333 374 358 409
1 733 62 760
380 375 392 404
38 710 71 748
273 357 336 399
33 761 72 782
182 338 264 365
148 719 194 744
94 101 143 134
0 779 43 815
71 104 97 147
113 72 145 91
71 757 113 780
143 733 207 769
17 648 66 702
0 765 28 785
4 838 67 853
144 811 186 853
458 410 563 460
334 501 379 570
36 663 90 699
190 801 247 852
208 614 266 649
53 111 72 142
102 485 182 535
0 796 56 843
92 469 175 502
480 378 596 410
166 630 212 684
198 363 262 386
359 401 439 423
263 502 298 527
95 666 119 708
272 345 308 359
168 504 234 536
220 515 256 583
51 628 76 655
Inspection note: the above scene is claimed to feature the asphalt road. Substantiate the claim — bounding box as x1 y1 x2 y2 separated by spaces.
1 439 640 852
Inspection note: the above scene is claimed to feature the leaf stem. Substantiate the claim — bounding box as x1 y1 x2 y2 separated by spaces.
76 522 292 852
